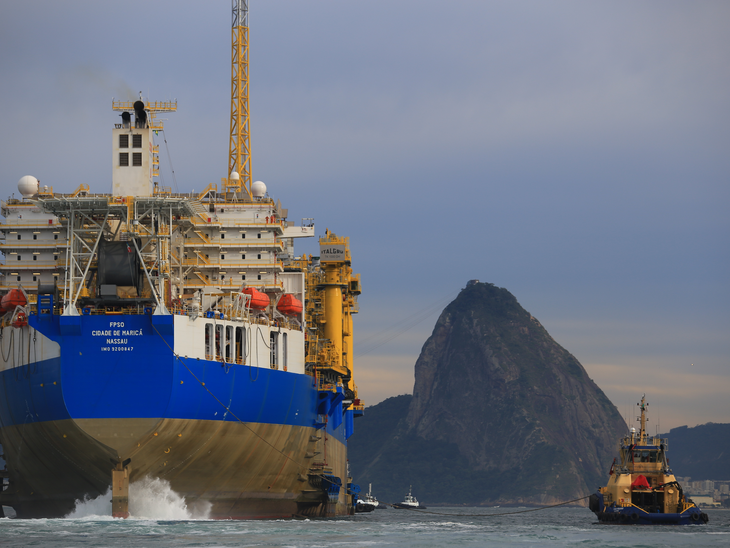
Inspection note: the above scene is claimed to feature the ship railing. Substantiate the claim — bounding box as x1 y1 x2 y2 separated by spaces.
25 304 162 317
186 217 284 229
0 260 64 269
196 183 218 201
315 377 338 393
0 242 67 250
0 220 64 229
153 186 172 196
180 280 284 292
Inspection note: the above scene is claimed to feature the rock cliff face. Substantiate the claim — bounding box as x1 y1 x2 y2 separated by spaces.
349 282 627 505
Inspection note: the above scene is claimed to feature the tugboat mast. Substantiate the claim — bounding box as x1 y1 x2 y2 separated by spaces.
637 393 648 445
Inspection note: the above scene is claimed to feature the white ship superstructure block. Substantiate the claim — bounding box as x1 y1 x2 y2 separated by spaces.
0 188 66 292
112 126 154 197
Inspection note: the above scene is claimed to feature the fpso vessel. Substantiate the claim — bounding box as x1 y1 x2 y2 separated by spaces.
0 2 364 519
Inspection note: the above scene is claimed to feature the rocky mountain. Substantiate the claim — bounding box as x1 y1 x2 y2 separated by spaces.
660 423 730 481
349 281 627 505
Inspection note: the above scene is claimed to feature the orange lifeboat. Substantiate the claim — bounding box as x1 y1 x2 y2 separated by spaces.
277 294 303 316
2 289 27 313
241 287 270 310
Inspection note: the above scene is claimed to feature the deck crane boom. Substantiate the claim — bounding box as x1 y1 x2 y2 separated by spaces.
228 0 253 199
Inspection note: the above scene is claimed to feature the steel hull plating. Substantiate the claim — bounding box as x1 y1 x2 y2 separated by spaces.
0 315 349 518
595 509 707 525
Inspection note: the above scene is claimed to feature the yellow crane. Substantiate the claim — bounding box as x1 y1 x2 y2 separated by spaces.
228 0 253 199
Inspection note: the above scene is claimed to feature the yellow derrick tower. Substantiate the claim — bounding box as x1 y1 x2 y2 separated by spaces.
227 0 253 199
316 230 361 399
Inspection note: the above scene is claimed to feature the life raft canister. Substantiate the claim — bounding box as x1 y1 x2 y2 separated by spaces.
241 287 270 310
276 294 303 316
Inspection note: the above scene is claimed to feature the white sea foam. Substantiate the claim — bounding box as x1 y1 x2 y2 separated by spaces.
65 488 113 519
66 477 211 520
129 477 211 519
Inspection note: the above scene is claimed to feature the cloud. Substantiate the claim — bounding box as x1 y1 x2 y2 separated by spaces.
1 0 728 431
584 360 730 430
354 355 416 406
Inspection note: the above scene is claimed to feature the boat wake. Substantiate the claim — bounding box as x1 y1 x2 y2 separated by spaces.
66 477 211 520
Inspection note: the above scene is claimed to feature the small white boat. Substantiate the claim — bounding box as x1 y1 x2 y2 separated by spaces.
360 483 381 509
391 485 426 509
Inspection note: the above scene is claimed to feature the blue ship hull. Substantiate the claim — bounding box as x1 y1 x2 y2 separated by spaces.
0 313 353 518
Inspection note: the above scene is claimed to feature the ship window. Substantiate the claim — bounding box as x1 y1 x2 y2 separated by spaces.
632 450 657 463
17 255 21 261
17 234 21 240
225 326 234 362
205 323 214 360
54 234 58 240
33 256 37 261
120 152 129 166
221 255 225 260
132 134 142 148
132 153 142 166
241 254 246 260
215 324 224 360
257 254 261 260
270 332 278 369
16 276 21 281
33 276 37 282
33 234 37 240
257 233 261 239
119 134 129 148
257 275 261 280
221 233 225 239
282 333 288 371
241 233 245 239
235 327 245 364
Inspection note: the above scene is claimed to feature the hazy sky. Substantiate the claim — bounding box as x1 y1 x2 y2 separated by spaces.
1 1 728 431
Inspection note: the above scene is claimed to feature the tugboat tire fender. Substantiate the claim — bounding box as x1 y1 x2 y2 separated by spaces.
690 513 700 522
620 513 629 523
630 512 639 521
701 513 709 523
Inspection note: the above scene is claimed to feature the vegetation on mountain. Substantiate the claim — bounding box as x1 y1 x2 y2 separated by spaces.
661 423 730 481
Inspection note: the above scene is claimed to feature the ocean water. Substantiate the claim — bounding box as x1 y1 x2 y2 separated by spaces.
1 483 728 548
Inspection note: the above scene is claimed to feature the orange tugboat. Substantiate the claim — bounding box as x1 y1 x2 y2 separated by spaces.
589 395 708 525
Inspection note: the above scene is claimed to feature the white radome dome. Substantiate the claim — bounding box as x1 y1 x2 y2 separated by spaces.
18 175 39 198
251 180 267 198
230 171 240 180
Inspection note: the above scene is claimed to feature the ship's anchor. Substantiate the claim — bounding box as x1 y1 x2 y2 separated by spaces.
110 457 132 518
